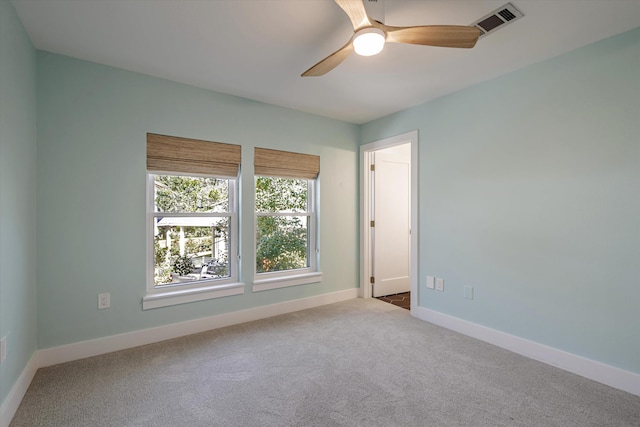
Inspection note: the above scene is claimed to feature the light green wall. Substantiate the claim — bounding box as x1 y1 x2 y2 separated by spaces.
362 28 640 373
0 0 38 405
36 52 360 348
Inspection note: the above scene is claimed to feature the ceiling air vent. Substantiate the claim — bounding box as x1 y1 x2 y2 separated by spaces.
472 3 524 38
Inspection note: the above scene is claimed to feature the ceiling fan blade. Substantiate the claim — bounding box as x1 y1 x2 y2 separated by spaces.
335 0 371 31
378 24 481 48
301 40 355 77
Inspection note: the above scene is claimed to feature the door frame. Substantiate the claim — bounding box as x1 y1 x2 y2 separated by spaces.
360 130 418 312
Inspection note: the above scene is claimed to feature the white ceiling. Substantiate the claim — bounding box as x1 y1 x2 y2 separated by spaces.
11 0 640 124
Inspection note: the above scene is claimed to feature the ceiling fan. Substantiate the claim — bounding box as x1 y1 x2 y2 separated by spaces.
302 0 481 77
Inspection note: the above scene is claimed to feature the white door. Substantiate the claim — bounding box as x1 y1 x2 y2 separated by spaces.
372 143 411 297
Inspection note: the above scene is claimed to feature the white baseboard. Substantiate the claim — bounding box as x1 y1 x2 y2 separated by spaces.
0 352 39 427
413 306 640 397
39 288 358 368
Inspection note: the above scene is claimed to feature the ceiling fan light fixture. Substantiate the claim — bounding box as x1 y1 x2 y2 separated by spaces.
353 27 385 56
301 0 483 77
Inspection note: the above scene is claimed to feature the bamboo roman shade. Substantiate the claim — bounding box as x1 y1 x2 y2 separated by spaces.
254 147 320 179
147 133 241 177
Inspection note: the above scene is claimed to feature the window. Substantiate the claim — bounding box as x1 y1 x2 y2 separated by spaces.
256 176 312 273
151 174 233 285
144 133 243 309
253 148 322 291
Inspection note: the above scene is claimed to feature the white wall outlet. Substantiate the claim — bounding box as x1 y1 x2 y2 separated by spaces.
435 278 444 292
464 286 474 300
426 275 435 289
1 336 7 364
98 293 110 309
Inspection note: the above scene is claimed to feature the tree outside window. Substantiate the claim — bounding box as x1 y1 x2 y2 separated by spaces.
255 177 312 274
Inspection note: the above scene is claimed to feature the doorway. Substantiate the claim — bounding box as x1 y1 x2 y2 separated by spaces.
371 143 411 297
360 131 418 312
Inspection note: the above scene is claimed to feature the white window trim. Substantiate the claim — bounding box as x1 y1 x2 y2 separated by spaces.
253 271 323 292
253 178 321 292
144 173 244 310
142 282 244 310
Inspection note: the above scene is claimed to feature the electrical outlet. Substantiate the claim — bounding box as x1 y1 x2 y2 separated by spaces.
435 278 444 292
98 293 110 309
1 336 7 364
426 275 435 289
464 286 474 300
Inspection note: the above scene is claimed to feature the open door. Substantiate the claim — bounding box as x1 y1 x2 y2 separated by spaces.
371 144 411 297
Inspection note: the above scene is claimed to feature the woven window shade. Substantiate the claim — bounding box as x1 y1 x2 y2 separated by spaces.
254 147 320 179
147 133 241 177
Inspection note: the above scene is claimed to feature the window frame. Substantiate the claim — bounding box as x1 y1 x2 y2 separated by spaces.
253 177 322 292
143 172 243 310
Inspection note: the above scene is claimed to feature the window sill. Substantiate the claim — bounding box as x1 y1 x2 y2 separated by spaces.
142 281 245 310
252 272 323 292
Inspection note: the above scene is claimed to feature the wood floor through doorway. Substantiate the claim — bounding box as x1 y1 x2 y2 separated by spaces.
375 292 410 310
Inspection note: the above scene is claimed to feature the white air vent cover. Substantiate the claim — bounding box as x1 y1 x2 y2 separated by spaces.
472 3 524 38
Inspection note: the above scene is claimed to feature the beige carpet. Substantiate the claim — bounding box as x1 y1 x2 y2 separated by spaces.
10 298 640 426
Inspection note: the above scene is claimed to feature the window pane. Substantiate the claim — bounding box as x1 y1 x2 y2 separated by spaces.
255 177 307 213
256 215 309 273
154 175 229 213
153 216 230 286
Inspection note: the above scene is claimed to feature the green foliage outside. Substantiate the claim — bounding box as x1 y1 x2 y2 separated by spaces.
153 240 171 284
155 175 228 212
255 176 307 212
172 255 195 276
255 177 309 273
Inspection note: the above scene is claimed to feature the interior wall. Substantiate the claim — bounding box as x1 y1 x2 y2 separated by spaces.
0 0 38 406
361 28 640 373
35 51 360 349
